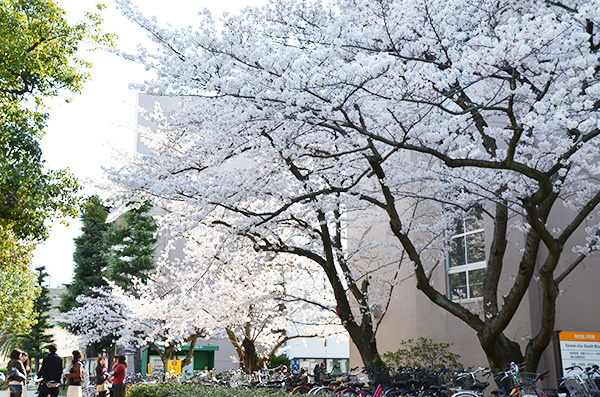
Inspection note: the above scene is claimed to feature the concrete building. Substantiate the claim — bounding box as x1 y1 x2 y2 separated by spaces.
46 286 80 359
47 287 67 325
347 188 600 386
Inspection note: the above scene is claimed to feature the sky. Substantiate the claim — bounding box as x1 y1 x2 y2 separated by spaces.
33 0 265 287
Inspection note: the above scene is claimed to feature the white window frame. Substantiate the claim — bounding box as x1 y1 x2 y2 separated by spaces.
447 214 486 302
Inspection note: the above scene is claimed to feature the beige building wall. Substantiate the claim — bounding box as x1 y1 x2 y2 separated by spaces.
348 195 600 385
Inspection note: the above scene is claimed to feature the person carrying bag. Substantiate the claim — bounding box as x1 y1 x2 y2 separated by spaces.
63 350 83 397
37 344 63 397
7 349 27 397
95 357 110 397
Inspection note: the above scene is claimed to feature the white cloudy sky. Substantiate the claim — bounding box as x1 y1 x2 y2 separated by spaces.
34 0 265 287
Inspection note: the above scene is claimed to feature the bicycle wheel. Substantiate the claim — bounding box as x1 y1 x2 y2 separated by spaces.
339 388 363 396
383 388 406 397
451 391 481 397
292 386 312 394
313 386 335 395
82 386 95 397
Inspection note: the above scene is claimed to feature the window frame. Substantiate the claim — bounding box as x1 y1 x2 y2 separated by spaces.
446 212 486 302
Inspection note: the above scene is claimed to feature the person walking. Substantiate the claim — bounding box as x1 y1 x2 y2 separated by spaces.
37 344 63 397
95 357 110 397
313 363 321 384
318 363 327 382
300 368 308 384
19 352 30 396
109 355 127 397
7 349 27 397
64 350 83 397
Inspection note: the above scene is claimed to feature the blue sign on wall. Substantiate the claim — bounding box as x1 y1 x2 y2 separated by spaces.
291 358 300 371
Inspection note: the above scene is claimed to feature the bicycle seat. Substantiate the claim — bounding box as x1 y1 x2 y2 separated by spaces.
472 382 490 391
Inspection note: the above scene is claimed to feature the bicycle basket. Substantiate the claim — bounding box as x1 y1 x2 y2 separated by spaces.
454 374 475 389
518 372 541 385
562 377 588 397
587 376 600 393
375 372 392 387
423 375 442 388
494 373 516 392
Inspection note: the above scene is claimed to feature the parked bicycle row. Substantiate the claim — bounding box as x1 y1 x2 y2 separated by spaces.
82 362 600 397
274 362 600 397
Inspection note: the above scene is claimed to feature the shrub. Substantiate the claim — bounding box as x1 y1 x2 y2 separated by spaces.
126 384 290 397
383 337 462 371
267 355 290 369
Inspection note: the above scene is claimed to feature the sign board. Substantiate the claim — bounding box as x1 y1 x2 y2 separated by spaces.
291 358 300 372
558 331 600 374
167 359 182 375
123 347 137 355
150 357 164 374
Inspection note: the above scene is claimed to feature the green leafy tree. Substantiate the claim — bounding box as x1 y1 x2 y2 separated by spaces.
0 226 39 336
383 337 462 372
104 202 158 289
0 0 112 357
13 266 54 372
0 0 113 241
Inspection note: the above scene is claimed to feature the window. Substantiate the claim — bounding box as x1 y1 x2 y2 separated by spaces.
447 209 486 301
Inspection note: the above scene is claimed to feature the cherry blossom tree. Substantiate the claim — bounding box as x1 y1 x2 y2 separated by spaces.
66 255 210 370
67 232 342 372
204 253 342 372
107 0 600 372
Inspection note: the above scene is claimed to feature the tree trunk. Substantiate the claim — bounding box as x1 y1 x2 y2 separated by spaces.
181 335 199 368
242 337 260 373
350 330 382 371
479 332 525 373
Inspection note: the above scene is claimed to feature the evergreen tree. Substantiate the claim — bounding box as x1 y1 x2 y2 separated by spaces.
60 196 114 357
60 196 110 313
14 266 53 373
103 202 158 290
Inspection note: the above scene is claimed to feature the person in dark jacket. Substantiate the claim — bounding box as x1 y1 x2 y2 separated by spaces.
7 349 27 397
95 357 109 397
313 363 321 384
37 344 63 397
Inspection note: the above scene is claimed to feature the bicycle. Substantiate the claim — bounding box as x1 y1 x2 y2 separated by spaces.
449 367 492 397
308 365 345 395
81 384 96 397
559 365 600 397
492 364 549 397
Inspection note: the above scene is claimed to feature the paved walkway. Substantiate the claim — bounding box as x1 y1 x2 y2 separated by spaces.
1 388 37 397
